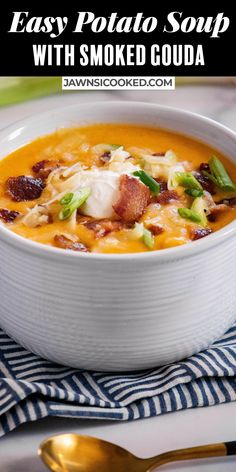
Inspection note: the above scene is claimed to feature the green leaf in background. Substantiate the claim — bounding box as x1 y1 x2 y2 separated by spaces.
0 77 62 107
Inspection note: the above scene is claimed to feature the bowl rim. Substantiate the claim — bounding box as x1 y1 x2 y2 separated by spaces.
0 99 236 263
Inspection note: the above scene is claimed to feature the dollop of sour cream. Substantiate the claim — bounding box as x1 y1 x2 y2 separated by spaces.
48 158 140 219
77 169 121 218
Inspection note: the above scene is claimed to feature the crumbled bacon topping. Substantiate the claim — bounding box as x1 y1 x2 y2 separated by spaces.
6 176 45 202
83 219 125 238
217 197 236 207
113 174 150 223
190 228 212 240
154 190 179 205
0 208 20 223
194 171 215 194
54 235 88 252
199 162 210 173
152 152 165 156
146 224 164 236
155 179 168 192
32 159 60 179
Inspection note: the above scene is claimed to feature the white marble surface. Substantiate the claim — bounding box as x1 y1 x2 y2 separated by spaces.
0 84 236 470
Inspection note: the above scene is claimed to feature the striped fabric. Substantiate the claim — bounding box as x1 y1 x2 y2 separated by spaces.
1 323 236 436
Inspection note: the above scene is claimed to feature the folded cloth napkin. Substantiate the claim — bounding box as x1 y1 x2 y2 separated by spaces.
0 323 236 437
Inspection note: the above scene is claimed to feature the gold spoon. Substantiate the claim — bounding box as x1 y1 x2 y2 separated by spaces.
39 434 236 471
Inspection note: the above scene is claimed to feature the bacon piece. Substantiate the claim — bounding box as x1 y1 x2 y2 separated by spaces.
194 171 215 194
32 159 60 179
6 176 45 202
0 208 20 223
154 190 179 205
217 197 236 207
83 219 125 238
113 174 150 223
155 179 168 192
190 228 212 241
147 224 164 236
199 162 210 173
54 235 88 252
152 152 165 156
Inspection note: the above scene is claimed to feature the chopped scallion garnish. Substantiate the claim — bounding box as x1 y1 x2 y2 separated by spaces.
133 170 160 195
207 156 236 192
129 222 155 249
202 170 218 186
60 193 74 205
175 172 203 191
178 208 202 223
178 196 208 226
185 188 203 197
190 196 208 227
143 227 155 249
131 222 145 239
58 187 91 221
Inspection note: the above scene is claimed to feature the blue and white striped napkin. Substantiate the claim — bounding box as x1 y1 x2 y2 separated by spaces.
0 323 236 436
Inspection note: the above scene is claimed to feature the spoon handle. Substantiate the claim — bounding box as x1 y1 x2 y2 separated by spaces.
147 441 236 469
225 442 236 455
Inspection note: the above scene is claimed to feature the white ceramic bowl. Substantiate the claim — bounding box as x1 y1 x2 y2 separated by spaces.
0 101 236 371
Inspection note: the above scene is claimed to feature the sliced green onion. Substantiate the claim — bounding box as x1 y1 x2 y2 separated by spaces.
59 207 72 220
202 170 218 186
129 222 154 249
133 170 160 195
178 208 202 223
208 156 236 192
130 222 145 239
110 144 122 149
60 193 74 205
191 197 208 227
185 188 203 197
59 187 91 221
143 227 155 249
175 172 203 190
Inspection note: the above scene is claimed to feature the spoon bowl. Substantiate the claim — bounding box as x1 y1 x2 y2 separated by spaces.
39 434 145 472
39 434 236 472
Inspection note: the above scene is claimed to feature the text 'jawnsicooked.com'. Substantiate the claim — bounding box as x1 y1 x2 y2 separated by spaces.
62 76 175 90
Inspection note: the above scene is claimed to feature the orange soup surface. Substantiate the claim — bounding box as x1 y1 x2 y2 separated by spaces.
0 124 236 254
